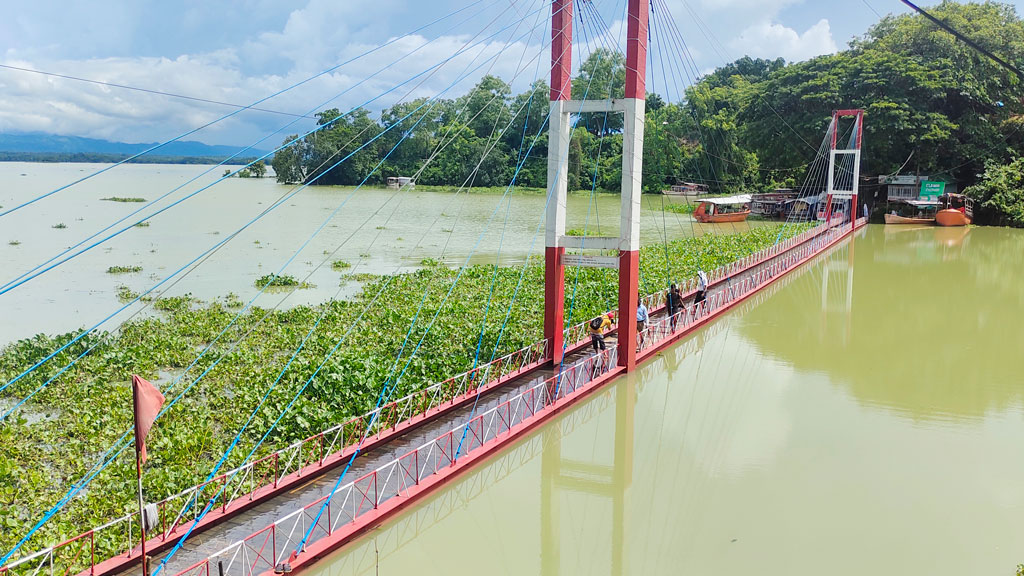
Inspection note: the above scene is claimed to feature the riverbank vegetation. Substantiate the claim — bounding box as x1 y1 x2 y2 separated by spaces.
271 2 1024 225
965 157 1024 227
0 224 806 557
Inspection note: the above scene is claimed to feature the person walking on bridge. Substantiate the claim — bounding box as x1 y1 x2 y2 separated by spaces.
695 270 708 305
692 269 709 320
636 298 649 352
667 283 683 331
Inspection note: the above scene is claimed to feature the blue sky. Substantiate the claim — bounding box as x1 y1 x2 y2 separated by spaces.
1 0 1021 146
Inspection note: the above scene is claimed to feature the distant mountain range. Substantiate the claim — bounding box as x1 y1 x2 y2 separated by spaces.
0 133 270 159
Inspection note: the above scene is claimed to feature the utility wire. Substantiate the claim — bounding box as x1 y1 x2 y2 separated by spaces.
0 63 314 118
0 1 484 220
900 0 1024 80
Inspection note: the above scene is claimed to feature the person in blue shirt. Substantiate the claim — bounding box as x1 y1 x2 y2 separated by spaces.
636 299 649 351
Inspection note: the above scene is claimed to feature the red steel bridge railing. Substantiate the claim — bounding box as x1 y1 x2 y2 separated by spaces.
0 218 863 576
164 218 865 576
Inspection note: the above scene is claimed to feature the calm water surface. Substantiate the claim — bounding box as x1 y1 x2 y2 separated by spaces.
304 225 1024 575
0 162 748 344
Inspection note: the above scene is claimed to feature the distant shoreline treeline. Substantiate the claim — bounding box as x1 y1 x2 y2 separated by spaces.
0 152 261 165
271 1 1024 226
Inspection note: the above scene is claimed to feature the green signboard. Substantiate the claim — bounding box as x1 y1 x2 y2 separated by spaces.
920 181 945 200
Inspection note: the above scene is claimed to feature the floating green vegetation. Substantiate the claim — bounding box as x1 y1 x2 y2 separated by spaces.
664 202 696 215
221 292 244 308
115 285 138 302
52 223 67 229
153 294 194 312
106 265 143 274
134 221 150 228
331 260 351 271
0 223 810 560
255 274 312 289
343 272 379 283
102 197 147 203
8 240 20 246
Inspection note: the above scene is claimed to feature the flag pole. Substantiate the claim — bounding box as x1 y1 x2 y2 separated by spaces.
132 379 149 576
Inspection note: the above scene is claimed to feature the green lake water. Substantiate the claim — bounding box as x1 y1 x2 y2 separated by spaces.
0 162 749 344
304 225 1024 575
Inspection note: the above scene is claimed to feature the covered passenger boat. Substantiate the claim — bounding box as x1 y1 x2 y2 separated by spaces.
693 194 752 223
935 193 973 227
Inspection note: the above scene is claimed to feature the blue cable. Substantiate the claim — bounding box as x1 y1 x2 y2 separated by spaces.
0 0 550 407
292 2 577 556
150 7 557 574
0 1 551 564
0 2 487 222
0 0 499 296
456 0 629 464
160 63 472 545
553 0 624 408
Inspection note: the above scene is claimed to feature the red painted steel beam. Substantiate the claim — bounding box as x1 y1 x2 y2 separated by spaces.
550 0 573 101
635 221 866 364
617 0 648 370
624 0 648 100
544 246 566 365
617 250 639 370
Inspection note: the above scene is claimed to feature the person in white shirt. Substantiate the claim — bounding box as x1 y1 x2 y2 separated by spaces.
636 300 649 352
695 270 708 305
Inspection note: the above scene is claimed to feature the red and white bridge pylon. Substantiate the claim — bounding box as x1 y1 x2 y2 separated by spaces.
544 0 649 370
824 109 865 229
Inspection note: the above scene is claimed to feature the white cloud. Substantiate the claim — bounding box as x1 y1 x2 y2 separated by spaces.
730 18 838 62
0 0 554 147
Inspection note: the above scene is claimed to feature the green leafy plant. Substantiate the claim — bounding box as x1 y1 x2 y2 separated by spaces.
254 274 312 289
106 265 143 274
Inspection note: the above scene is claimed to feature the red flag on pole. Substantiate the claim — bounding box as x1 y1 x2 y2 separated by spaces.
132 375 165 464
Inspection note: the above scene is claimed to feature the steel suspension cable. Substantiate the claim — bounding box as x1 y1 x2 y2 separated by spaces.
0 1 493 221
0 0 506 297
149 3 562 570
0 0 552 407
0 1 556 563
291 1 590 556
150 5 552 561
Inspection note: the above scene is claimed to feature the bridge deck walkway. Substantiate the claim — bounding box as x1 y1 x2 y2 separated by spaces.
112 222 851 576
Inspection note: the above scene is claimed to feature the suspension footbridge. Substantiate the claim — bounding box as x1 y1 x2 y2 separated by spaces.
0 2 868 576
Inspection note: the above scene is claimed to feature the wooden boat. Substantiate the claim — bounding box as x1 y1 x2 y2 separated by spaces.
935 193 973 227
883 198 939 225
935 209 970 226
884 213 936 225
661 183 709 196
694 194 752 224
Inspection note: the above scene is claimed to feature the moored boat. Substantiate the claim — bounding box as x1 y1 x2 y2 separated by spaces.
661 182 709 196
883 198 939 225
935 193 973 227
694 194 752 224
884 213 936 225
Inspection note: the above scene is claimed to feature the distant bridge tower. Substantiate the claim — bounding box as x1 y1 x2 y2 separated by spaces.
824 109 865 229
545 0 648 370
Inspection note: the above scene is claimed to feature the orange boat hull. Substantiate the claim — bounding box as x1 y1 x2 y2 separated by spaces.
695 210 750 224
935 209 970 227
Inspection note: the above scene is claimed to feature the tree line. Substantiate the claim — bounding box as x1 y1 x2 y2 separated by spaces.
272 1 1024 224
